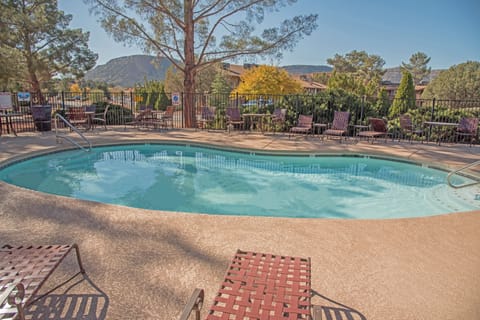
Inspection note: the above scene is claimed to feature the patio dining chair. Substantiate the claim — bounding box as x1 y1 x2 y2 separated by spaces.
358 117 390 143
456 117 479 146
289 114 313 137
0 244 85 320
225 108 244 132
270 108 287 134
159 106 175 129
67 106 88 129
399 114 423 143
323 111 350 142
92 104 110 130
197 106 216 130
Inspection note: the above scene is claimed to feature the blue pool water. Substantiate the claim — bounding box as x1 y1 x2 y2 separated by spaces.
0 144 478 219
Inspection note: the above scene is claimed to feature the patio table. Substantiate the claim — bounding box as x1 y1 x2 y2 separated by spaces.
424 121 458 145
243 113 270 133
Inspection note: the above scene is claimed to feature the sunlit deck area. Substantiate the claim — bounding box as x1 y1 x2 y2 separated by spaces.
1 128 479 319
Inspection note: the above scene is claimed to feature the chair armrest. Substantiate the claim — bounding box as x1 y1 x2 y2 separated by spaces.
312 305 322 320
179 288 204 320
1 282 26 320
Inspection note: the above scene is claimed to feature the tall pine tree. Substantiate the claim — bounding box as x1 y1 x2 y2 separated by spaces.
389 71 415 117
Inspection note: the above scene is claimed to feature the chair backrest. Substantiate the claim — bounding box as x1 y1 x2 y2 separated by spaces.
226 108 241 121
272 108 286 122
457 117 479 133
369 118 387 133
85 105 96 113
164 106 175 117
30 105 52 121
297 114 313 128
68 107 86 121
399 114 413 130
331 111 350 130
201 107 215 120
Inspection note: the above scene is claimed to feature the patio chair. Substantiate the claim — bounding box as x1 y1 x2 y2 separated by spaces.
358 117 390 143
159 106 175 129
197 106 216 130
289 114 313 137
455 117 479 146
225 108 244 132
91 104 110 130
180 249 312 320
270 108 287 133
127 107 152 128
67 106 88 129
323 111 350 142
399 114 423 143
0 244 85 320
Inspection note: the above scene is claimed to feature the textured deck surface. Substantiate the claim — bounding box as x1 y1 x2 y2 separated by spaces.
0 129 479 320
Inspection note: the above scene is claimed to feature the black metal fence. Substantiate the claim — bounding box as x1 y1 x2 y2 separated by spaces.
1 91 479 144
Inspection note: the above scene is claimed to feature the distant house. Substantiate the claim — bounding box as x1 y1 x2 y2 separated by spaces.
221 63 326 94
381 67 441 100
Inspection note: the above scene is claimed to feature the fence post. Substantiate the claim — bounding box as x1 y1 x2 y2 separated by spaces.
61 91 65 112
430 98 436 121
181 92 184 128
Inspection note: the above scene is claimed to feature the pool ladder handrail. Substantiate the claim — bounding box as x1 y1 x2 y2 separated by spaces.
446 160 480 189
54 114 92 152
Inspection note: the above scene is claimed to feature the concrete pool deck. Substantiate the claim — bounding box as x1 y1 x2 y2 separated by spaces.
0 128 479 319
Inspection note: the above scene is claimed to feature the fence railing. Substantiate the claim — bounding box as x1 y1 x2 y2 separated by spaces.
2 91 479 144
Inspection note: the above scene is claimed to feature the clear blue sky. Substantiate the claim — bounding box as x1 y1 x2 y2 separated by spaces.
58 0 479 69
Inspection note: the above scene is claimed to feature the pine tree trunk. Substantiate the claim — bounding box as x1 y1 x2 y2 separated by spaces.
183 0 196 128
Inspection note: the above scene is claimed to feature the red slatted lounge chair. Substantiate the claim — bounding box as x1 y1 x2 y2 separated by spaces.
323 111 350 142
0 244 85 320
180 249 312 320
290 114 313 137
358 117 390 143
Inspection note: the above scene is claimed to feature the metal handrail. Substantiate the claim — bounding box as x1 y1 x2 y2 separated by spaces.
446 160 480 189
54 114 92 152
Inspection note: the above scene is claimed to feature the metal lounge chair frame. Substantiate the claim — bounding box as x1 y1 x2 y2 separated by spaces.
0 244 85 320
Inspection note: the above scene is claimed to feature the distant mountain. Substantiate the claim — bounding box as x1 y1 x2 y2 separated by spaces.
85 55 334 87
282 65 332 74
84 55 173 88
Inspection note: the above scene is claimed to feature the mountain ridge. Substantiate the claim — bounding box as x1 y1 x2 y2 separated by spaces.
84 55 334 87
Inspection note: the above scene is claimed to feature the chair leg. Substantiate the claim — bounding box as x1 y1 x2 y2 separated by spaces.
72 244 85 274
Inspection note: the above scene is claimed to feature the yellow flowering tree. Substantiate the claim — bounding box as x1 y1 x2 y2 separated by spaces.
235 65 302 95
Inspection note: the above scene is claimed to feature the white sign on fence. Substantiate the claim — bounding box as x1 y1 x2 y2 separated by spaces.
17 92 31 102
172 92 180 105
0 92 12 109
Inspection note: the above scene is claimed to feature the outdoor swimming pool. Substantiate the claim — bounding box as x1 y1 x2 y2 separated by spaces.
0 144 478 219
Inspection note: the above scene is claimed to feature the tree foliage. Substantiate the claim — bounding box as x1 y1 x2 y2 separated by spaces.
422 61 480 100
326 50 385 97
135 79 171 110
235 65 302 95
0 0 98 102
85 0 318 127
402 52 431 85
389 70 415 117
